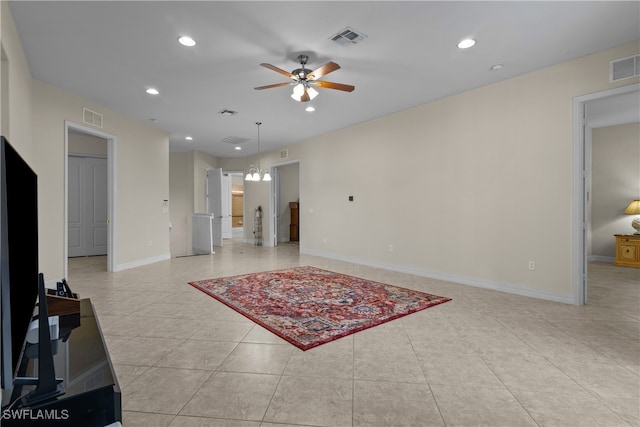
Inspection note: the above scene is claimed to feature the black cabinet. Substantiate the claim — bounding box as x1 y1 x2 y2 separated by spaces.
3 299 121 426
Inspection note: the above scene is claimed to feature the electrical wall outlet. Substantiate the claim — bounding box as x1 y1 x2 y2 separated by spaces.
528 261 535 270
388 244 394 252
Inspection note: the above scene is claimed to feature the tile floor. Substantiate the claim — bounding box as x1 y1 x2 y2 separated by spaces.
67 240 640 427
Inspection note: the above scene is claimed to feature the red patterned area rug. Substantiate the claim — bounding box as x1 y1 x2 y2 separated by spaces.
188 266 451 350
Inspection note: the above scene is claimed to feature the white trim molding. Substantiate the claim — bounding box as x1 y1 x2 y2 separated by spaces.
114 253 171 272
301 248 575 304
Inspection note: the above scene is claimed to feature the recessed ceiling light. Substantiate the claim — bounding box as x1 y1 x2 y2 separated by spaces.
146 88 159 95
177 36 196 47
457 38 476 49
185 136 193 141
305 106 315 112
234 146 242 151
490 63 504 71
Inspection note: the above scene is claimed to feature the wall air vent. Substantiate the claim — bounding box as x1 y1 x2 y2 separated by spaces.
610 55 640 82
280 149 289 159
83 108 103 128
329 27 367 46
222 136 250 145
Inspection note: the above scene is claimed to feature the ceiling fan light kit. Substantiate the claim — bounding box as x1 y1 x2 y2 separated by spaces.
255 54 354 102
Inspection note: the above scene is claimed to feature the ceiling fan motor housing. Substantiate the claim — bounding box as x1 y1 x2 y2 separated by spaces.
292 68 310 79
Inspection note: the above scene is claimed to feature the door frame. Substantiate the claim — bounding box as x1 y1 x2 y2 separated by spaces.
268 160 301 248
572 83 639 305
64 121 117 274
227 172 245 239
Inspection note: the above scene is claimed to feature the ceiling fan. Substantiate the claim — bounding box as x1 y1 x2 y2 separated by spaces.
254 54 355 102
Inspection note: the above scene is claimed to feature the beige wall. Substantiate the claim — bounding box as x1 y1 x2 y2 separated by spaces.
31 79 170 277
239 41 640 303
68 131 107 157
591 123 640 258
0 0 32 161
168 150 218 256
4 3 171 279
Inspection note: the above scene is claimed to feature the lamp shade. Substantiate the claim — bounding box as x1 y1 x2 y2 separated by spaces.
624 200 640 215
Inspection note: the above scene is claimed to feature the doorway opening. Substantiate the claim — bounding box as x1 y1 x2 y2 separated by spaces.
573 83 639 305
64 121 116 276
270 161 300 248
229 172 245 239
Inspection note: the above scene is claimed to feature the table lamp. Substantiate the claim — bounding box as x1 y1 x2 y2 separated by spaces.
623 199 640 234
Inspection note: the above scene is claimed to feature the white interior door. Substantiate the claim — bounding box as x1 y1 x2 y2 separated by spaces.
273 168 280 247
206 168 223 247
67 156 107 257
67 156 83 257
221 174 232 239
86 157 108 255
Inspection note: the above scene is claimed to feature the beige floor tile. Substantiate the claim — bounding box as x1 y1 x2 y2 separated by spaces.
188 320 254 342
122 367 212 414
218 342 293 374
416 351 504 388
112 364 150 388
122 411 175 427
481 351 585 394
559 362 640 400
179 371 280 420
155 339 238 370
595 395 640 426
430 384 537 426
262 376 352 426
284 337 354 379
169 415 260 426
241 325 292 345
511 389 631 427
354 344 426 383
108 336 185 366
353 380 444 426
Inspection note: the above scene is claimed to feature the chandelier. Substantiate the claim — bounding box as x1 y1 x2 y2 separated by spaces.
245 122 271 182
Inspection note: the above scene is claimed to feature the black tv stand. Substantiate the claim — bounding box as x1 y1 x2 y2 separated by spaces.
3 299 121 426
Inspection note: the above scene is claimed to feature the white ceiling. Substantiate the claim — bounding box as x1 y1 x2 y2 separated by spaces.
9 1 640 158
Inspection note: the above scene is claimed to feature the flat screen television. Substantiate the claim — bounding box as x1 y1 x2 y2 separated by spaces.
0 136 40 390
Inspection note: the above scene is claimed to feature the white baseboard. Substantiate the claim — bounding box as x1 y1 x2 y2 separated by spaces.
588 255 614 263
114 253 171 272
300 248 575 305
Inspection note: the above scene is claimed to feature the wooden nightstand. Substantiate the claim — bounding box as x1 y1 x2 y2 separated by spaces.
614 234 640 268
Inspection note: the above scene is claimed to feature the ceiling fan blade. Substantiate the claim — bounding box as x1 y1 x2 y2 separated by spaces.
254 82 292 90
312 80 355 92
307 61 340 80
260 63 295 79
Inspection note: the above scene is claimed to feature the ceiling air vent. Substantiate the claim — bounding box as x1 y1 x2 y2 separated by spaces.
280 149 289 159
329 27 367 46
83 108 103 128
218 108 238 116
222 136 250 145
610 55 640 82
